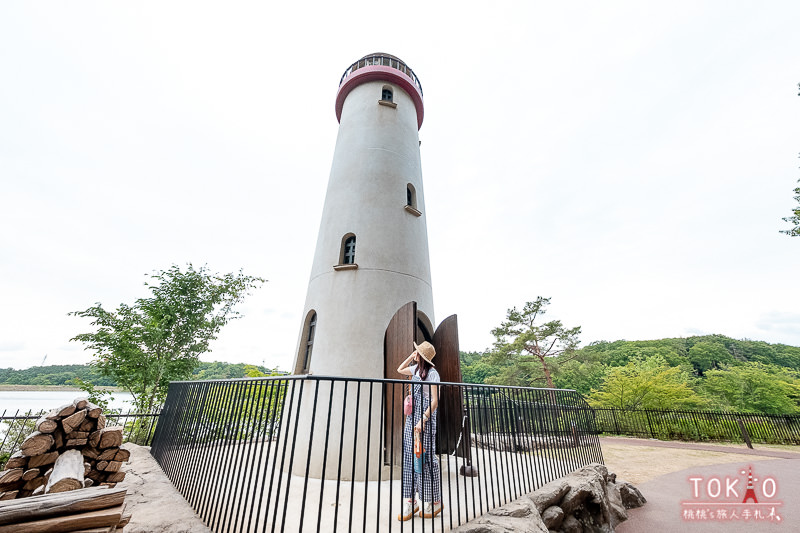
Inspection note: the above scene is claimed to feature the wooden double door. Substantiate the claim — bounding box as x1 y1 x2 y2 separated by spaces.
383 302 468 466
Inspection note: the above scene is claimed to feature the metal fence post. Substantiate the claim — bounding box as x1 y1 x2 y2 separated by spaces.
737 419 754 449
644 410 656 439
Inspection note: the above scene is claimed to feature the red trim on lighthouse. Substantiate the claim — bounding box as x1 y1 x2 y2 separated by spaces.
335 66 424 129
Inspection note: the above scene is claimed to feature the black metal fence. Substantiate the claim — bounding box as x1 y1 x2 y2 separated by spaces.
593 408 800 445
0 408 160 463
150 375 603 533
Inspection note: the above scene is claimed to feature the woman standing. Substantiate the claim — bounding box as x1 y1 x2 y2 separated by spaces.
396 341 443 521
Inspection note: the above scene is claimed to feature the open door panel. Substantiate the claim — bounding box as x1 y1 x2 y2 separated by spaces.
383 301 416 466
431 315 469 458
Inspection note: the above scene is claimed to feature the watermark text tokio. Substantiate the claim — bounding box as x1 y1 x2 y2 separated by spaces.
681 466 782 523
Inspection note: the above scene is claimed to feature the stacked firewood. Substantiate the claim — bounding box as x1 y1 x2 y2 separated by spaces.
0 485 131 533
0 398 129 500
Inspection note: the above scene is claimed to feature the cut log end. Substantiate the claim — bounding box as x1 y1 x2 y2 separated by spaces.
44 449 84 495
62 408 89 434
73 397 89 410
90 427 123 450
28 451 59 469
46 478 84 493
0 468 24 485
35 417 58 434
4 452 27 470
113 449 130 463
56 402 77 418
98 448 119 461
21 432 55 457
103 461 122 473
21 468 40 481
104 472 126 483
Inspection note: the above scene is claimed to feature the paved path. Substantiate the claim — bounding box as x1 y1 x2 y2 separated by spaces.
600 436 800 459
613 439 799 533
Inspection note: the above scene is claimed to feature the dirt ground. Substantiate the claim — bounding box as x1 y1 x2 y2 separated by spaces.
600 436 800 484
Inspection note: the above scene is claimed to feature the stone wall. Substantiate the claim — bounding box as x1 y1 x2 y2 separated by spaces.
453 463 646 533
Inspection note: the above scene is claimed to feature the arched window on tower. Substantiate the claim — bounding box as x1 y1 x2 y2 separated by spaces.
379 85 397 109
335 233 358 270
297 310 317 374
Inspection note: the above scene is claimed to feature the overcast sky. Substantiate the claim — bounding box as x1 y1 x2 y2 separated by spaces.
2 2 799 372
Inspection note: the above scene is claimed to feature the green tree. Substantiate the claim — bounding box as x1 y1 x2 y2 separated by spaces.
588 356 706 410
71 264 265 412
459 351 505 384
688 341 733 375
551 358 606 395
571 339 690 369
701 363 799 414
70 377 115 412
781 171 800 236
488 297 581 388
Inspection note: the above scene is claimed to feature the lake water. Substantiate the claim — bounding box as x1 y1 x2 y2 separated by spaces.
0 390 136 415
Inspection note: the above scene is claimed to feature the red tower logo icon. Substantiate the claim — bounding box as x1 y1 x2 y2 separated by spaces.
741 466 758 504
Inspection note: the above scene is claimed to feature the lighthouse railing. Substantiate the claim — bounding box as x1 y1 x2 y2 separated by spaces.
150 375 602 532
339 54 423 96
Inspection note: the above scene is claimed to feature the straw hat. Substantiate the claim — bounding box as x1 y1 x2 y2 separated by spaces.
414 341 436 366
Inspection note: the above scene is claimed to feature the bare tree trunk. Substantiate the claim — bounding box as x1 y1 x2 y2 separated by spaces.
537 353 555 388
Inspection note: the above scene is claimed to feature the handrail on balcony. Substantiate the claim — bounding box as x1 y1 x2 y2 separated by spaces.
339 54 423 96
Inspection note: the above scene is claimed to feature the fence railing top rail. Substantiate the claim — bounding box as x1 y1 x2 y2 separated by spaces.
166 374 579 393
0 410 162 420
593 407 800 418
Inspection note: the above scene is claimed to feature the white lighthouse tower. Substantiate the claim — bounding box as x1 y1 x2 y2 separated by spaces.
293 54 435 379
288 54 464 480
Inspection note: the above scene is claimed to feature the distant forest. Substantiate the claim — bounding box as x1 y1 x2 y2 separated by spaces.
461 334 800 414
5 334 799 415
0 361 280 387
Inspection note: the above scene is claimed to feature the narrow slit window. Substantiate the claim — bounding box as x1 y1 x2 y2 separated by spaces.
404 183 421 216
302 311 317 373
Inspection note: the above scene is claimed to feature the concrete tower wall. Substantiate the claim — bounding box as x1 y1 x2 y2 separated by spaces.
289 56 432 480
294 78 434 379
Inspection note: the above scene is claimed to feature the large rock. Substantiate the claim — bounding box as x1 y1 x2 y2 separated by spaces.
606 480 629 528
617 480 647 509
561 514 583 533
528 478 570 514
559 464 610 521
453 494 548 533
488 497 534 518
542 505 565 529
455 511 548 533
448 463 645 533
